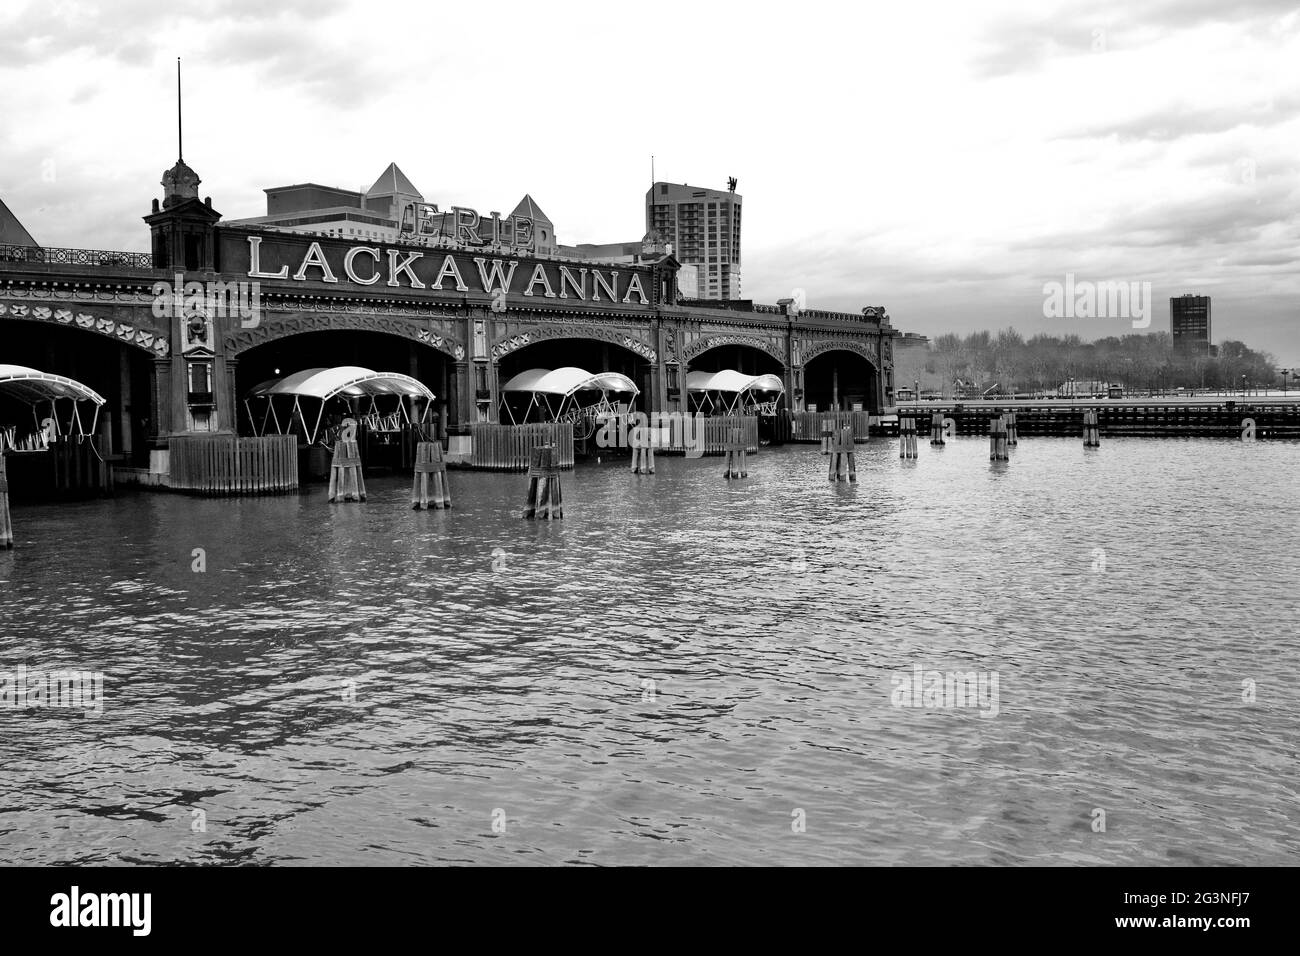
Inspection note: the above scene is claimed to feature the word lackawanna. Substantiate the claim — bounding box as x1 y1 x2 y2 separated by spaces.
239 234 654 305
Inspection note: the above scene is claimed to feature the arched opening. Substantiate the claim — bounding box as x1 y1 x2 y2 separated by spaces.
687 343 784 377
234 330 453 477
496 337 651 459
496 337 651 418
0 319 153 467
802 350 880 414
687 344 787 441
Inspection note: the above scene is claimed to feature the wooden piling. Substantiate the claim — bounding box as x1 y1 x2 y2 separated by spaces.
929 411 945 446
899 415 918 459
820 421 834 455
523 444 564 519
989 414 1009 461
1005 410 1018 445
630 430 655 475
1083 408 1101 447
828 424 857 482
724 427 748 479
0 452 12 549
328 420 366 503
412 441 451 510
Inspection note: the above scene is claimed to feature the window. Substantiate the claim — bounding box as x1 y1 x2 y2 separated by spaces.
188 362 210 394
183 233 203 271
187 362 214 406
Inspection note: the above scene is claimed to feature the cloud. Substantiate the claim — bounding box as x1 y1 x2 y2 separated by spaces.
0 0 1296 364
969 0 1298 79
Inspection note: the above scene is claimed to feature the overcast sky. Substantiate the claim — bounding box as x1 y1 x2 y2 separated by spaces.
1 0 1296 363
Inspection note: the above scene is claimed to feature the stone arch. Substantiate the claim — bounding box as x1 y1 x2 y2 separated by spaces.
491 324 657 363
223 312 465 361
682 332 786 365
801 342 883 413
1 303 170 356
801 338 879 369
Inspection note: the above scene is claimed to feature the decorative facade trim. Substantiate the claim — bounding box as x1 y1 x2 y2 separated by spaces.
801 337 881 368
490 323 656 363
223 312 464 360
683 333 786 364
1 301 169 356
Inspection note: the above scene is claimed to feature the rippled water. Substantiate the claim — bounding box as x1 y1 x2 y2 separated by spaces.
1 437 1297 865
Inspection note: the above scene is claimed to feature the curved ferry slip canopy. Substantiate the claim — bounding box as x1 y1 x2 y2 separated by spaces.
244 366 435 444
246 366 434 402
501 367 640 398
499 367 639 426
684 370 785 394
0 364 106 450
0 364 107 406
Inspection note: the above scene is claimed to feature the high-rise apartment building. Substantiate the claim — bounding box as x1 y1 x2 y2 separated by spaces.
645 181 741 300
1170 294 1212 352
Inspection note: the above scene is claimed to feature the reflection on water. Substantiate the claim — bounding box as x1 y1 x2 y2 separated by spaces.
1 437 1297 865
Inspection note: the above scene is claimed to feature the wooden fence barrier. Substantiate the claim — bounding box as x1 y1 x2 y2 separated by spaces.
169 435 299 495
789 411 871 443
470 423 575 471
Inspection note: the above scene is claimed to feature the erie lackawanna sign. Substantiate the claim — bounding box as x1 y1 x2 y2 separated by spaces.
216 229 659 309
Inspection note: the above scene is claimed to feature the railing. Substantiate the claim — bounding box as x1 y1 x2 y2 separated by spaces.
169 435 299 494
470 422 574 471
0 244 156 270
747 302 888 324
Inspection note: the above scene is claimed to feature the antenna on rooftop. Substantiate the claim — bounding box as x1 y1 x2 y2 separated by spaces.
176 58 184 162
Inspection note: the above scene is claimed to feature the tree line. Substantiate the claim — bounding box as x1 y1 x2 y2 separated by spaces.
918 330 1287 394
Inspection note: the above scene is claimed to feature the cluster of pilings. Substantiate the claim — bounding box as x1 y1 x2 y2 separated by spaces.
0 454 12 549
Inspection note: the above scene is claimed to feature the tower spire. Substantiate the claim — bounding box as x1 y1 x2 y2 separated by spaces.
177 57 183 163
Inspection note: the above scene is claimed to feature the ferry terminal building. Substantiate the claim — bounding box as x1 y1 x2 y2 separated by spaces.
0 156 901 482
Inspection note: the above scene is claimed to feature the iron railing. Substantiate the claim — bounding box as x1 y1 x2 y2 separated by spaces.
749 302 887 323
0 244 156 270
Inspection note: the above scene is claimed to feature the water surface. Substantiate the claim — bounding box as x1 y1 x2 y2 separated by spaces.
1 437 1297 865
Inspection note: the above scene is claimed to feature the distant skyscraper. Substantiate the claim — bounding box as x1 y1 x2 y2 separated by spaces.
1170 294 1212 352
646 181 741 300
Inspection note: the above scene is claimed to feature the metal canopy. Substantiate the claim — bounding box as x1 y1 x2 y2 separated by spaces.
685 370 785 394
501 367 640 398
243 366 435 445
0 364 107 406
247 366 434 402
